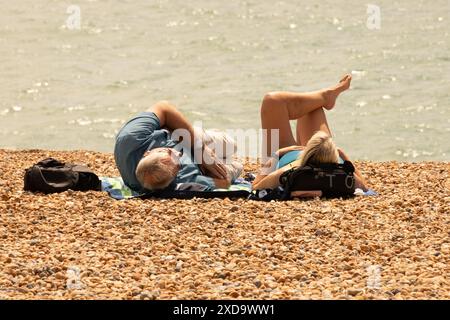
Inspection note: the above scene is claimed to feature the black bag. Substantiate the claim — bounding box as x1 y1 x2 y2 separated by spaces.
139 184 251 200
24 158 101 194
279 161 356 199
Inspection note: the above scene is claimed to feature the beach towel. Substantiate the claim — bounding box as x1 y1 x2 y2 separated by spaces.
100 177 252 200
101 176 376 201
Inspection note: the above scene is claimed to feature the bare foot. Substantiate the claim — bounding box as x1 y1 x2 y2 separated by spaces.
322 74 352 110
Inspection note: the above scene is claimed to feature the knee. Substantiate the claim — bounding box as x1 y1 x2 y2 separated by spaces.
262 92 281 103
156 100 174 109
146 100 175 112
261 92 280 115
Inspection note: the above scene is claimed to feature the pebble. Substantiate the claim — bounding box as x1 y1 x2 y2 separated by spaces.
131 273 142 281
229 205 240 212
55 273 66 280
0 149 447 299
228 249 242 255
348 289 363 296
253 279 262 288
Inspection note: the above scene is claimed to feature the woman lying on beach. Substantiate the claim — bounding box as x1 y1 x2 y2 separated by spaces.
252 74 369 196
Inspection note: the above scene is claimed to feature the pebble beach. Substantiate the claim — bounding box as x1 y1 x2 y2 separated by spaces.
0 149 448 300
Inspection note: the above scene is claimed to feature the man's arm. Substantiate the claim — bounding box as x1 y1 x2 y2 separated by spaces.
148 101 227 179
213 178 231 189
149 100 195 142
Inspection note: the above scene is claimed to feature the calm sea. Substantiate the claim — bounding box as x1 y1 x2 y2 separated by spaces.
1 0 449 161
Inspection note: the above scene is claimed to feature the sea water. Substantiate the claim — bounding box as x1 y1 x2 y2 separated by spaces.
0 0 449 161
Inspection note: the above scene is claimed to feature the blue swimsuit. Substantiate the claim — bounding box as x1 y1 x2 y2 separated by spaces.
276 150 344 169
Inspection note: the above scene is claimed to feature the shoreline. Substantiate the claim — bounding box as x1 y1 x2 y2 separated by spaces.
1 146 447 164
0 149 448 299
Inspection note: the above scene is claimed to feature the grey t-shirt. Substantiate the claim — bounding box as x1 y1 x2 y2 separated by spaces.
114 112 214 192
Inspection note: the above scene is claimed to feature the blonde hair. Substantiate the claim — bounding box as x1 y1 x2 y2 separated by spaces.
298 131 339 167
135 152 178 190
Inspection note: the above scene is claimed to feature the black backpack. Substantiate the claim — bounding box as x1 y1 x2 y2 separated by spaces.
279 161 356 199
24 158 101 194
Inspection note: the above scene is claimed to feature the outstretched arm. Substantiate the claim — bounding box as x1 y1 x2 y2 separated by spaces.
338 148 368 191
254 163 323 196
253 160 300 190
253 145 305 186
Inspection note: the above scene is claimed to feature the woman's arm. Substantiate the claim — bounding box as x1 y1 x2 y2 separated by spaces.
254 164 323 197
338 148 368 191
252 157 277 186
253 160 299 190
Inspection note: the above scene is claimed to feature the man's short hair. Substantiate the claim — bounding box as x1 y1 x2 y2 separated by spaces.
135 151 178 190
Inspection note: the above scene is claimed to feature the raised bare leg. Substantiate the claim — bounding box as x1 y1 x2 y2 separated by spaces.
260 74 352 157
260 91 329 158
296 74 352 145
322 74 352 110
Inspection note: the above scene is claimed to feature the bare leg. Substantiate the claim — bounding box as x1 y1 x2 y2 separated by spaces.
260 74 352 157
260 91 328 158
296 107 332 146
296 74 352 145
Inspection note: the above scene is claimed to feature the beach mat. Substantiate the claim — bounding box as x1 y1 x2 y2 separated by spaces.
100 177 252 200
101 176 376 201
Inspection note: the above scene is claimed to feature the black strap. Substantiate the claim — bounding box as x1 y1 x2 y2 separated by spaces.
138 189 250 200
136 182 250 199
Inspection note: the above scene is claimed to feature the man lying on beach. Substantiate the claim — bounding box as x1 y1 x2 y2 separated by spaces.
253 74 369 196
114 101 242 192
